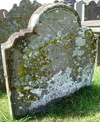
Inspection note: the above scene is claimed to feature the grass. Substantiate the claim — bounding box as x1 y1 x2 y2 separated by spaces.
0 66 100 122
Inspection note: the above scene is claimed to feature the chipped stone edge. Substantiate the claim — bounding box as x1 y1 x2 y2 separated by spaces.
1 3 81 118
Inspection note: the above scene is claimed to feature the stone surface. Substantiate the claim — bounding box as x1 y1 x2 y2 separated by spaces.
1 3 97 118
0 0 41 90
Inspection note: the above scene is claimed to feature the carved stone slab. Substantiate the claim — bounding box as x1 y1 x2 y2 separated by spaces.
1 3 97 118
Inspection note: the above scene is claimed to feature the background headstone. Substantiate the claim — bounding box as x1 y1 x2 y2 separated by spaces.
1 3 97 118
85 1 100 20
97 0 100 6
74 0 85 21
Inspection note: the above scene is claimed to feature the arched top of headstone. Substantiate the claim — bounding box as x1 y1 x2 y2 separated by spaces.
28 3 81 28
88 1 97 5
2 3 81 51
83 0 100 4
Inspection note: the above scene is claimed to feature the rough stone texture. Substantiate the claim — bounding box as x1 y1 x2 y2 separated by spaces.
1 3 97 118
0 0 41 90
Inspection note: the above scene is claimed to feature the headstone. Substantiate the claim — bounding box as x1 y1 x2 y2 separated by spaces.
74 0 100 21
97 1 100 6
74 0 85 21
1 3 97 118
85 1 100 20
0 0 41 90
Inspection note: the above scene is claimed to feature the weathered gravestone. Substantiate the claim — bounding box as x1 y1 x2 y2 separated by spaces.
85 1 100 20
0 0 41 90
1 3 97 118
74 0 100 21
